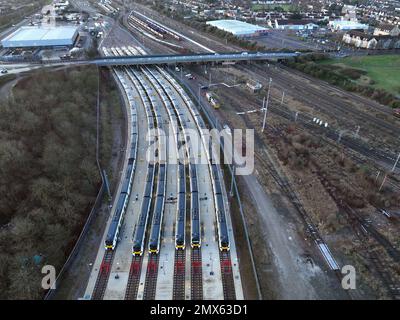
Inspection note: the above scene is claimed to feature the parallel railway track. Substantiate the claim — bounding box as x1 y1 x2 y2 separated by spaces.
246 63 400 140
191 248 203 300
125 256 143 300
92 250 115 300
143 254 160 299
219 251 236 300
173 250 186 300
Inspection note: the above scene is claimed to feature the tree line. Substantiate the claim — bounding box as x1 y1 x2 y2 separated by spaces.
0 67 101 299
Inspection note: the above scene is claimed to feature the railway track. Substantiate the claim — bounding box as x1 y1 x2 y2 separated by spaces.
173 250 186 300
218 79 400 190
261 124 400 299
98 45 239 300
92 250 115 300
143 254 160 300
317 172 400 299
234 64 399 167
125 256 143 300
369 250 400 300
158 68 239 299
219 251 236 300
191 248 203 300
246 63 400 141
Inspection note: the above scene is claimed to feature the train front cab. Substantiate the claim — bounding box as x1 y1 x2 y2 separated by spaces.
149 240 160 254
219 236 230 252
175 235 185 250
132 241 143 256
191 233 201 248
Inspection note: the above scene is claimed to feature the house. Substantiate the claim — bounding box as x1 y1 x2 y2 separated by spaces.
342 31 400 49
342 31 377 49
373 24 400 36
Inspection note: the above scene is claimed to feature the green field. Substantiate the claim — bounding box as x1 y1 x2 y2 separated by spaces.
320 55 400 95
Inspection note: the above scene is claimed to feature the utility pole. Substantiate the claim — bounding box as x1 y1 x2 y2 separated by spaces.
392 151 400 172
375 171 381 183
280 91 285 108
230 164 235 197
262 78 272 133
379 173 388 191
294 111 299 122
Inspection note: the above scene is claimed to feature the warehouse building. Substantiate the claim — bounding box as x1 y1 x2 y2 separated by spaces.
206 19 269 37
328 20 369 32
1 26 79 48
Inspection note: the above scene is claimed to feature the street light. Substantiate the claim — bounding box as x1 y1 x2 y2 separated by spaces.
262 77 272 133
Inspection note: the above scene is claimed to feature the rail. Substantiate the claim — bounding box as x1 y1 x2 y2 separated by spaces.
173 71 263 300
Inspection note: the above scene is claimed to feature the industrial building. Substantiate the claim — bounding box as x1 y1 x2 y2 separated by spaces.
328 20 369 31
1 26 79 48
206 19 269 37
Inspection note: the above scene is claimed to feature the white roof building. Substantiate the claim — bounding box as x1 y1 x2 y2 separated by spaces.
206 19 269 37
1 26 78 48
328 20 369 31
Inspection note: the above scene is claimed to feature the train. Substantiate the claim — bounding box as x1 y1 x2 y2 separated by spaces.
175 164 186 249
146 67 202 250
148 118 167 254
129 13 181 41
132 163 155 255
104 46 230 254
127 68 164 256
205 92 220 109
142 67 191 251
158 68 230 252
189 163 201 248
211 164 230 251
103 48 138 250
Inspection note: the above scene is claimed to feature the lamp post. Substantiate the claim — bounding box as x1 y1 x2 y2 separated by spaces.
262 78 272 133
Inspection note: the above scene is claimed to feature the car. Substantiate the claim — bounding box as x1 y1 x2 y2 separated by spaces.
0 68 8 74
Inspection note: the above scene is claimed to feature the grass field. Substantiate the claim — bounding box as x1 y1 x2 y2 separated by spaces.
320 55 400 95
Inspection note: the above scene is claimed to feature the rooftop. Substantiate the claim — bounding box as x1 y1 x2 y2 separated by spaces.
1 26 78 48
206 19 268 35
